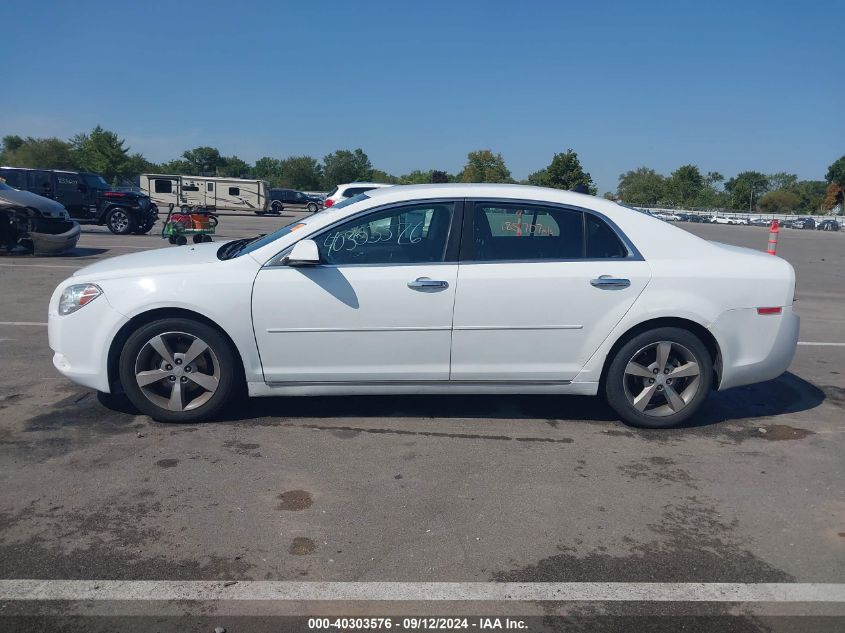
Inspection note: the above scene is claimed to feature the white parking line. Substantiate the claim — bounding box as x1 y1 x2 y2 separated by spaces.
1 580 843 603
0 321 48 326
797 342 845 347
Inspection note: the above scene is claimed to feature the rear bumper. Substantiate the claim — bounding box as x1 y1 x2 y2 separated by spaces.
710 306 800 390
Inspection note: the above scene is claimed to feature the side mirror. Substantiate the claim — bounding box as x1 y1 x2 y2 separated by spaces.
284 239 320 266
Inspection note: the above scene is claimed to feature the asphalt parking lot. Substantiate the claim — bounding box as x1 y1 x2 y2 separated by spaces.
0 214 843 631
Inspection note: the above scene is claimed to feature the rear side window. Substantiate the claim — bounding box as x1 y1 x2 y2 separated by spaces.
586 214 627 258
472 204 583 261
29 171 53 191
343 187 373 198
154 179 172 193
55 174 80 191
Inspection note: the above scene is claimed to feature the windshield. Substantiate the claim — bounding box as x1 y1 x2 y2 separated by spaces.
84 174 109 189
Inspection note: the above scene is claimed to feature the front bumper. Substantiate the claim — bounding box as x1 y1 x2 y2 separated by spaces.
48 290 129 392
710 305 800 390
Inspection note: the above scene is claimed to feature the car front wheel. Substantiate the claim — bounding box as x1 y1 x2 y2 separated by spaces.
118 318 237 422
105 207 135 235
604 327 713 429
307 202 319 213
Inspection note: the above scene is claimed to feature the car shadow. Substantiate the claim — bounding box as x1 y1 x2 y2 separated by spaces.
205 371 825 429
681 371 826 428
96 371 826 430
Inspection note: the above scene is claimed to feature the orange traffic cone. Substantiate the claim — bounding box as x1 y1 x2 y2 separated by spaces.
767 220 779 255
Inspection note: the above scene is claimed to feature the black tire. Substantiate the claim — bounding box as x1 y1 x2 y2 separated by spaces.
604 327 713 429
307 202 319 213
133 215 156 234
176 235 187 246
105 207 135 235
118 318 238 423
270 201 283 214
193 234 204 244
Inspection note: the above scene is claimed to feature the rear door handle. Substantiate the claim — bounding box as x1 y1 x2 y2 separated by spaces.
408 277 449 289
590 275 631 289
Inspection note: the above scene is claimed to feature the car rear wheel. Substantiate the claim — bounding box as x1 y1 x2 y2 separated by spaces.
105 207 135 235
118 318 237 422
604 327 713 429
270 201 283 214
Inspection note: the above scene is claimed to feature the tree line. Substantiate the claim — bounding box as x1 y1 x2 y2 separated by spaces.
1 126 842 213
616 163 844 214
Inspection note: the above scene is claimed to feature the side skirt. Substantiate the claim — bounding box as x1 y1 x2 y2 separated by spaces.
247 381 600 397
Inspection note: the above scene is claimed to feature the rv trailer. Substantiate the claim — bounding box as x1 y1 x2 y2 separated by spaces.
140 174 272 214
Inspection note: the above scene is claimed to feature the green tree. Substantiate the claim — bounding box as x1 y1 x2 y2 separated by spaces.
757 190 801 213
181 146 223 175
1 136 77 170
616 167 665 205
767 172 798 191
528 150 596 194
323 149 373 189
724 171 770 210
430 170 450 183
398 169 433 184
253 157 284 186
664 164 704 207
369 169 399 184
279 155 324 190
218 155 251 178
826 155 845 187
158 159 191 174
459 150 512 183
790 180 827 214
71 126 138 182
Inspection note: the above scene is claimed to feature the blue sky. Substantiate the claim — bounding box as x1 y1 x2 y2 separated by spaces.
2 0 843 192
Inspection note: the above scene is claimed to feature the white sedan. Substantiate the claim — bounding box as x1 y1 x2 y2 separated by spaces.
48 184 799 428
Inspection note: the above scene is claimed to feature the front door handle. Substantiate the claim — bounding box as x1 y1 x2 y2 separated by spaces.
408 277 449 290
590 275 631 289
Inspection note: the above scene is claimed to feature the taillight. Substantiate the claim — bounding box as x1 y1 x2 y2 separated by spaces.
324 199 334 207
757 307 782 315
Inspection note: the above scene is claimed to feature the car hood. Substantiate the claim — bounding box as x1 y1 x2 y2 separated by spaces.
72 241 230 280
0 188 68 217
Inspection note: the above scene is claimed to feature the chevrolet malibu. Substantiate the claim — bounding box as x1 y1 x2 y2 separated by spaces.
48 184 799 428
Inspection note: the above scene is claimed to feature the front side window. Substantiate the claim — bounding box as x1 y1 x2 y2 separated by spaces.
317 202 455 265
472 204 583 261
154 179 172 194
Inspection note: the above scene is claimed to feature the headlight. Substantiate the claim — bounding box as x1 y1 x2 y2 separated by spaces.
59 284 102 316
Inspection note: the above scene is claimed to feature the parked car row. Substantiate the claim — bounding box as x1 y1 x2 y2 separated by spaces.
641 208 840 231
0 167 157 235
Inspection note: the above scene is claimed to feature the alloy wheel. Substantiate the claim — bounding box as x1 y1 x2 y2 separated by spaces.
133 331 220 412
109 209 130 233
622 340 702 418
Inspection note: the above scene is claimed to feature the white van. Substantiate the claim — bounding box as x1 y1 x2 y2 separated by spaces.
140 174 271 214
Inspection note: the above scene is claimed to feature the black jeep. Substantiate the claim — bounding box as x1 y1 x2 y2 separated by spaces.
0 167 157 235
